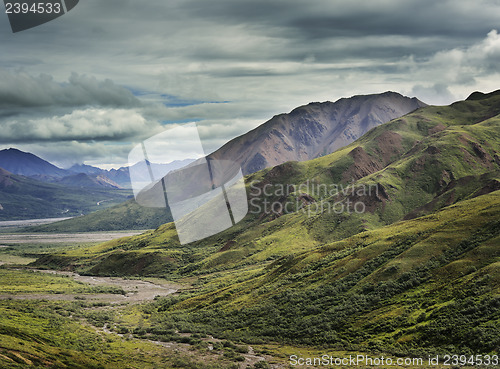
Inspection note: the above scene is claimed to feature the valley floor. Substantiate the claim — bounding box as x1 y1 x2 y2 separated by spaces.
0 231 274 368
0 269 180 304
0 231 144 245
0 217 73 231
0 231 495 368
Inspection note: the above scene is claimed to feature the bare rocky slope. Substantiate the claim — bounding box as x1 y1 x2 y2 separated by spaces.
210 91 426 174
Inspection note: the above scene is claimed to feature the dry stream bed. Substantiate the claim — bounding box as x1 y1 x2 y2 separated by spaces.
0 269 181 303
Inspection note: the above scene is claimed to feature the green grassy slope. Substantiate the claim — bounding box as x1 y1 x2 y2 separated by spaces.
5 194 498 366
28 90 499 233
28 198 172 232
0 269 124 295
0 269 246 369
119 190 500 355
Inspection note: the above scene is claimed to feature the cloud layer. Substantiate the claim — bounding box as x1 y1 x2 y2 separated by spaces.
0 71 140 109
1 0 499 167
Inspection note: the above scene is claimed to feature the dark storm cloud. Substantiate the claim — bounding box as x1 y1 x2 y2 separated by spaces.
286 3 494 40
3 0 497 68
2 0 499 78
177 0 500 53
0 70 141 108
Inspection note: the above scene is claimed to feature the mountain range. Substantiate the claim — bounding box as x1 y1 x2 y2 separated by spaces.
69 159 196 189
0 148 195 190
0 149 197 220
0 148 124 187
39 89 500 271
0 148 68 178
0 167 132 220
30 91 425 231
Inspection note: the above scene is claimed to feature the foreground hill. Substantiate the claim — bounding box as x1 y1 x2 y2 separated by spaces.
4 193 499 367
129 191 500 354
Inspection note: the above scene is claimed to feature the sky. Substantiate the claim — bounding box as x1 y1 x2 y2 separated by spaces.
1 0 499 168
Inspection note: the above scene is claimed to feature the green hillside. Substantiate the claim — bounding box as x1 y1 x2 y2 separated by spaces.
30 90 499 233
4 193 498 367
27 198 172 232
124 191 500 355
28 192 499 356
0 270 246 369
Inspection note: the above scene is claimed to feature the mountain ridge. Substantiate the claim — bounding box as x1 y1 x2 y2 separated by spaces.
0 148 196 192
27 90 500 355
209 91 426 174
56 172 123 189
31 90 500 273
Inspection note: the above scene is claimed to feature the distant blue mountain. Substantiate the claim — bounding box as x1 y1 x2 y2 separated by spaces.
69 163 104 175
0 166 130 221
0 148 69 178
69 159 195 189
0 148 195 189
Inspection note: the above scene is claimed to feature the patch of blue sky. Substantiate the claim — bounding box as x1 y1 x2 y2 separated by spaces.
160 94 230 107
161 119 202 125
127 87 229 107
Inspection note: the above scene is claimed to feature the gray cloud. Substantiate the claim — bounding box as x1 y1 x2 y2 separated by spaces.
0 70 140 108
1 0 500 167
0 108 160 144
